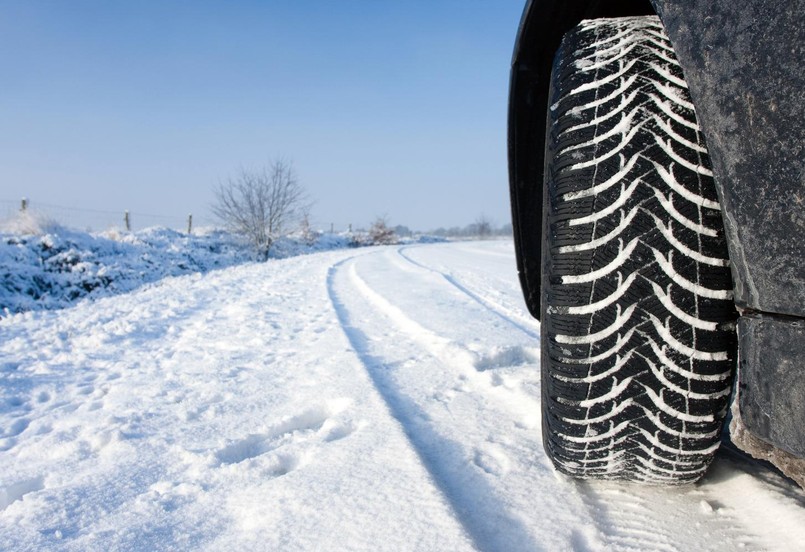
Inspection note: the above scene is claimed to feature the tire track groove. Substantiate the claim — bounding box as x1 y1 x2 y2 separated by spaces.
326 257 545 552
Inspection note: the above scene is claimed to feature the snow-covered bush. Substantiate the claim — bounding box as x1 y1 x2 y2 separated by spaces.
0 226 254 316
368 217 397 245
346 217 399 246
0 209 64 236
0 212 446 316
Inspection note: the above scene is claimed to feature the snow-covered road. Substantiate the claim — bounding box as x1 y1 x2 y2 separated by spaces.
2 241 804 551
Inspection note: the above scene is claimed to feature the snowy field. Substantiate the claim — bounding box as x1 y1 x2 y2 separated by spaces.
2 240 805 551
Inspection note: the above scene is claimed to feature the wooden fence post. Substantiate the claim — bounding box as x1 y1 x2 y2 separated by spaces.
21 198 27 212
124 210 131 231
187 214 193 234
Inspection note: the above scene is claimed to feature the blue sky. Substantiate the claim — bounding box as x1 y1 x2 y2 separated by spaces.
1 1 525 231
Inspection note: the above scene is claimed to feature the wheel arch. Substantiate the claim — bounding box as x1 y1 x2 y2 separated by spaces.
508 0 655 320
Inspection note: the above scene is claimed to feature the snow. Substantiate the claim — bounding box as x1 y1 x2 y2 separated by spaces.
0 212 431 316
2 237 805 551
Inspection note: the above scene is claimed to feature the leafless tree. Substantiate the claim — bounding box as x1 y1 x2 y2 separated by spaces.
298 207 318 246
212 160 309 259
368 215 397 245
474 214 492 239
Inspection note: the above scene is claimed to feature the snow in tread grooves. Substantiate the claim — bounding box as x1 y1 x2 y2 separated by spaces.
558 206 639 253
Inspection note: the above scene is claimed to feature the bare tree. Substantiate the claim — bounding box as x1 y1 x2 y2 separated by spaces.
474 214 492 239
368 215 397 245
212 160 309 259
298 206 318 246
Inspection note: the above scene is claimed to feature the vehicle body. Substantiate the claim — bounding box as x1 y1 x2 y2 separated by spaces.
509 0 804 485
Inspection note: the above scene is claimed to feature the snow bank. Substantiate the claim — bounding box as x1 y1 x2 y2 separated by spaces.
0 220 252 316
0 212 443 316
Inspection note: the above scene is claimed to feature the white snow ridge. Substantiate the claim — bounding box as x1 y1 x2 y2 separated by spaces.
1 237 805 551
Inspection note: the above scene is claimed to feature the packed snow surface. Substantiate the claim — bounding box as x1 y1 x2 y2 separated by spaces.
2 241 805 551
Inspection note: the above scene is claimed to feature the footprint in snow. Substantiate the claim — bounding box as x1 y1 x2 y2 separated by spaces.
473 443 512 477
7 396 25 407
473 346 538 372
0 476 45 511
214 401 355 470
322 418 356 443
1 418 30 438
87 401 104 412
0 362 21 373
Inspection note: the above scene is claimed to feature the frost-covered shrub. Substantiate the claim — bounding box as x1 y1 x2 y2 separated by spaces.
348 217 399 246
0 226 254 316
0 218 443 316
0 210 64 236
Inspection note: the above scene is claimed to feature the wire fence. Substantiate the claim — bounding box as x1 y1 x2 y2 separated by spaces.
0 198 218 233
0 198 361 235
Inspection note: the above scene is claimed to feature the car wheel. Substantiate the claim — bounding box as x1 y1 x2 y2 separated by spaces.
541 16 737 483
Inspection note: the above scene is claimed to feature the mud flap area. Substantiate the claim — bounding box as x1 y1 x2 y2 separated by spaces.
730 315 805 488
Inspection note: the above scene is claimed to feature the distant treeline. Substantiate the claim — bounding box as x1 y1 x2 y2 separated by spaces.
424 221 513 239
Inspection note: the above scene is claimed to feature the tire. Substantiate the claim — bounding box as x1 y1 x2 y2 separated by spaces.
541 16 737 484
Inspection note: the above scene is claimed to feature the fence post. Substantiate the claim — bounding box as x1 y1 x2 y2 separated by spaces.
187 214 193 235
21 198 27 212
348 223 352 233
330 222 334 234
124 210 131 232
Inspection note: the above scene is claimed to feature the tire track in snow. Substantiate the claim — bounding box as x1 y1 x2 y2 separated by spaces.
327 252 604 552
570 480 756 552
327 257 545 552
345 254 542 424
396 246 540 340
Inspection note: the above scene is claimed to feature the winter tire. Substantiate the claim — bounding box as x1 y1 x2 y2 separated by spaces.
541 16 737 483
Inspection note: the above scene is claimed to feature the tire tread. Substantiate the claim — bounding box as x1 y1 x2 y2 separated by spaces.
541 16 737 483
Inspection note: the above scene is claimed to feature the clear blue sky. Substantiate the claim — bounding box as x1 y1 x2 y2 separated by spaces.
1 1 525 231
